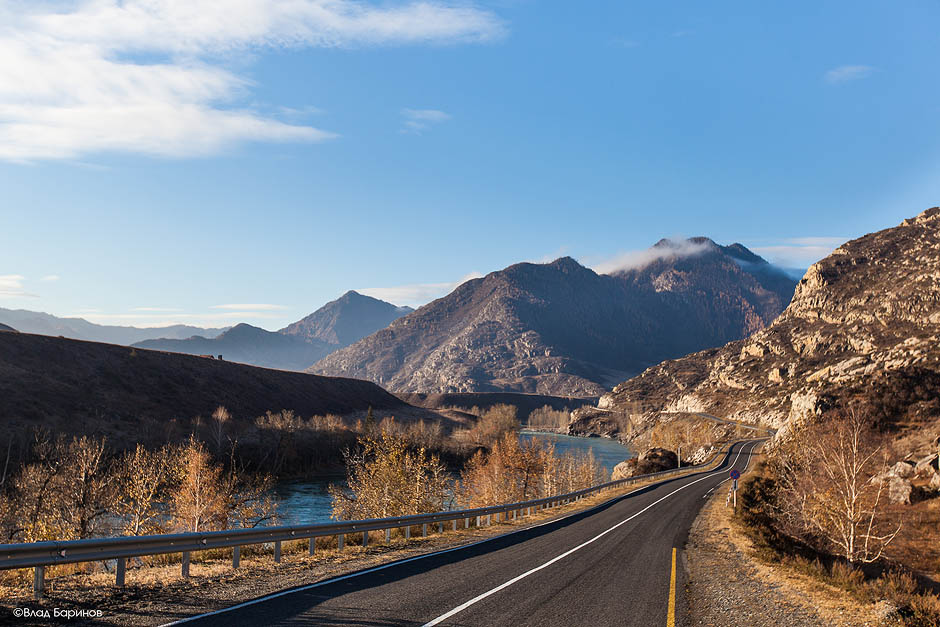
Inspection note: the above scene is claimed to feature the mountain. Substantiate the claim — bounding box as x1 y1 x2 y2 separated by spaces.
133 291 412 371
310 241 796 396
280 290 413 347
0 331 409 442
134 323 334 370
570 208 940 441
0 323 16 332
0 308 227 344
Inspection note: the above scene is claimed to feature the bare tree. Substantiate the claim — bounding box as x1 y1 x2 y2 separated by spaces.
210 406 231 455
774 407 900 564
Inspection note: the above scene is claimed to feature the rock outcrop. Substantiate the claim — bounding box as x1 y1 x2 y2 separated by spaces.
611 447 678 479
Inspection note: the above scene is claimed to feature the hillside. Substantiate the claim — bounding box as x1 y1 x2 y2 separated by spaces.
571 208 940 442
134 323 333 370
311 241 796 396
0 323 16 333
0 307 227 344
0 331 408 444
134 291 411 371
281 290 413 346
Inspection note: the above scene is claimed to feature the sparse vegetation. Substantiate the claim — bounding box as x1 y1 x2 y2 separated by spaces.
526 405 570 431
731 409 940 626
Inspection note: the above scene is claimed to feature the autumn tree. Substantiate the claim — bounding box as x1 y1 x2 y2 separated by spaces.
330 430 450 520
170 436 228 532
458 432 602 508
114 444 175 535
773 408 900 564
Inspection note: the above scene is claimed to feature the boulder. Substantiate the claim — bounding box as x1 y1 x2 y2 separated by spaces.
611 460 635 481
887 476 913 504
914 453 938 478
891 460 915 479
930 472 940 491
610 447 679 480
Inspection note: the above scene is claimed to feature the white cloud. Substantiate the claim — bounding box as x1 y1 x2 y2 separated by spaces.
592 239 715 275
401 108 452 133
750 236 845 269
824 65 874 84
0 1 504 162
211 303 288 310
40 274 60 282
0 274 38 298
358 272 482 307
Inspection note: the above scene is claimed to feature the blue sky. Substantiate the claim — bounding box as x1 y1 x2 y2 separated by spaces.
2 1 939 329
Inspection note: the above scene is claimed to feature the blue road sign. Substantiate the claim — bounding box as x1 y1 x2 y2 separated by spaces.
730 469 741 480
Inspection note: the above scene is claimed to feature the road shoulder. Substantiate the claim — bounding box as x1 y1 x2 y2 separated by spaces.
685 489 886 626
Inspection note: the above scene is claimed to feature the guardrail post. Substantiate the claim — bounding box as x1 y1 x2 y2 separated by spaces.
363 531 368 548
181 551 190 578
486 514 491 526
274 540 282 563
476 515 481 527
116 557 126 587
438 522 443 534
233 546 241 568
33 565 44 599
337 534 344 551
385 528 391 544
404 526 410 540
465 517 470 529
309 538 316 556
422 523 428 537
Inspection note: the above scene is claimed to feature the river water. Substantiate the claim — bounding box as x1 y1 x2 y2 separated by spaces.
273 431 633 526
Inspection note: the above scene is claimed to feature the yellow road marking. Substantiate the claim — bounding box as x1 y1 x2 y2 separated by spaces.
667 547 677 627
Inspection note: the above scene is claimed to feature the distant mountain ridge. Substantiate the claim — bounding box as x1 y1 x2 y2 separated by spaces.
310 239 797 395
133 291 412 371
0 308 227 345
134 323 334 371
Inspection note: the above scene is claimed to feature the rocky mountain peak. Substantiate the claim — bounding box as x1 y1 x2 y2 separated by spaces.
312 245 796 396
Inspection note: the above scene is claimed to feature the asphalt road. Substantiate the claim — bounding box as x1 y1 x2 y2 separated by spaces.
171 440 762 627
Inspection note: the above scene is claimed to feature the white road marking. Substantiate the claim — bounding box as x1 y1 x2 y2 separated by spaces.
421 441 758 627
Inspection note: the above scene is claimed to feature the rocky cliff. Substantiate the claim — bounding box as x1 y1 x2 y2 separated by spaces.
311 241 795 396
571 208 940 440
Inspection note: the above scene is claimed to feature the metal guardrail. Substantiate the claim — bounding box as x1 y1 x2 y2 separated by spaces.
0 442 736 598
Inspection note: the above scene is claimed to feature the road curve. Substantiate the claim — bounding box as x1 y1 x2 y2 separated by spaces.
169 440 762 627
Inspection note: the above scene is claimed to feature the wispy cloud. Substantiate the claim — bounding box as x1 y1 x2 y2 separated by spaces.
74 311 282 327
824 65 874 84
750 236 845 269
358 272 483 307
592 239 714 274
0 274 38 298
131 306 184 312
0 1 504 162
608 37 639 49
400 108 452 134
40 274 60 282
211 303 288 311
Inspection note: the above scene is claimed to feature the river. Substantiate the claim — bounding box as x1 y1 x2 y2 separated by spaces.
273 431 633 526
